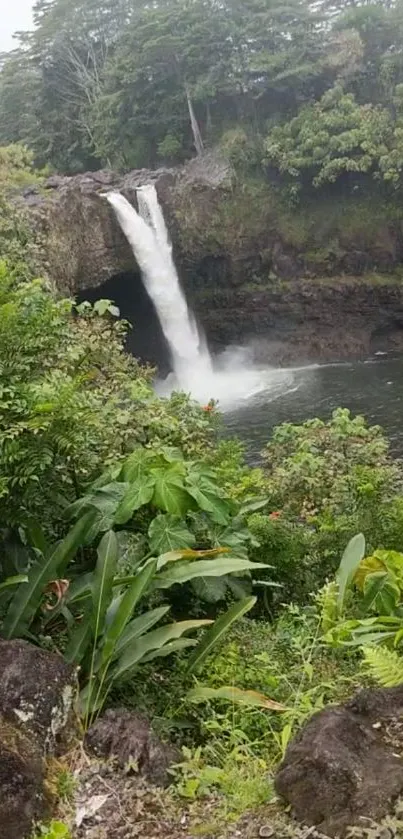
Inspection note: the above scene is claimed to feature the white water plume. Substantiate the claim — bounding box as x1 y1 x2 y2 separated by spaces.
106 187 295 410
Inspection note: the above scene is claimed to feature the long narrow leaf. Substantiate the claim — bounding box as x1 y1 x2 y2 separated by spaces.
0 575 28 592
188 596 256 673
187 685 286 711
141 638 197 662
91 531 118 637
66 573 93 604
99 560 157 667
2 510 96 639
337 533 365 615
114 605 171 657
64 620 92 665
112 620 212 681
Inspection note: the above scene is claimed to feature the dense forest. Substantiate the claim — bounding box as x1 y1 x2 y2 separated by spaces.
2 0 403 206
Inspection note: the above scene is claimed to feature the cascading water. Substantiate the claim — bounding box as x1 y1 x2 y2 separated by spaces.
106 188 212 393
107 187 296 409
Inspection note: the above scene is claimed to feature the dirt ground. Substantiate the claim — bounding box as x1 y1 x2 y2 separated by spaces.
61 751 403 839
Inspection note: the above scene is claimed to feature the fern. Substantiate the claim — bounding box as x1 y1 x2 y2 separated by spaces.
362 646 403 687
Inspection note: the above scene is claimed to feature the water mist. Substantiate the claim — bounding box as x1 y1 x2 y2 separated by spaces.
107 187 294 409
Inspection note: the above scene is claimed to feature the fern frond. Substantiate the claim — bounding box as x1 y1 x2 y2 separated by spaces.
362 646 403 687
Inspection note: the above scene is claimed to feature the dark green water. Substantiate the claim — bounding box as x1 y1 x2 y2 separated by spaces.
223 357 403 462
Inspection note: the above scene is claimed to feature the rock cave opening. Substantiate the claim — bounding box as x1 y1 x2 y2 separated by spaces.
370 321 403 355
78 270 170 374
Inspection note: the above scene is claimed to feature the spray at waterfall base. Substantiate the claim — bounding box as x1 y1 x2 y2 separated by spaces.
107 188 295 411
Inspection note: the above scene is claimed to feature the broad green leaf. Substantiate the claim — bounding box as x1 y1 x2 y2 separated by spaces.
90 531 118 637
362 571 400 615
186 471 231 524
187 685 286 711
186 485 230 525
65 483 128 525
337 533 365 615
90 464 122 490
355 554 386 590
191 575 228 603
115 605 171 656
152 465 190 515
2 510 96 639
122 448 155 482
141 547 229 573
188 596 256 673
160 447 184 462
112 619 212 680
114 475 156 525
91 483 129 514
63 495 93 521
0 574 28 592
99 560 157 667
148 514 196 554
155 558 268 589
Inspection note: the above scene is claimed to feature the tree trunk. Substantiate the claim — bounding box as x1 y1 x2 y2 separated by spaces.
185 84 204 156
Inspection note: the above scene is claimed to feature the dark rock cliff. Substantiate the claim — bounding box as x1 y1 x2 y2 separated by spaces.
22 152 403 365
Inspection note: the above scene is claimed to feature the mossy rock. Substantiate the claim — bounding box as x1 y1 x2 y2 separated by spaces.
0 714 47 839
0 639 78 755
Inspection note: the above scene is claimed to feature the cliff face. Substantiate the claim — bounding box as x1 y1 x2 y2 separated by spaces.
22 153 403 365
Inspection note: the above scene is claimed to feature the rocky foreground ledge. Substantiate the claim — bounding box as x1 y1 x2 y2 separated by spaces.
3 638 403 838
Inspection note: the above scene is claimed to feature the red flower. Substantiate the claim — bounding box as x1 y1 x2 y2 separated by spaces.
203 404 213 412
269 511 282 520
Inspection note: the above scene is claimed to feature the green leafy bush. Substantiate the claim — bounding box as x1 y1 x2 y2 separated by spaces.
0 266 217 539
256 409 403 599
265 86 396 194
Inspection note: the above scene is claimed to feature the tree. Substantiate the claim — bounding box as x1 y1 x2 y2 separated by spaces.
265 85 396 194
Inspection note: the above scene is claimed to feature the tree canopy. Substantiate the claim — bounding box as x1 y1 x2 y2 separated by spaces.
2 0 403 195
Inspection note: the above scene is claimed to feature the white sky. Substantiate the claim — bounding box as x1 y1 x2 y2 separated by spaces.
0 0 34 52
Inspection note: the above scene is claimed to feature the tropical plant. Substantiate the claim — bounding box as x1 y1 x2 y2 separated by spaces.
64 535 264 725
319 537 403 652
1 492 267 725
63 445 262 605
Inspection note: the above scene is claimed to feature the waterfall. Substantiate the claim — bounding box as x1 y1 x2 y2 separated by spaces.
107 186 296 408
106 188 212 393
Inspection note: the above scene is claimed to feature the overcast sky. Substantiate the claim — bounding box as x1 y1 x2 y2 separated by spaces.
1 0 34 52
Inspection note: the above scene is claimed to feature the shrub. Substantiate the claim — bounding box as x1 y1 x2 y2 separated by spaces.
258 409 403 595
0 266 217 536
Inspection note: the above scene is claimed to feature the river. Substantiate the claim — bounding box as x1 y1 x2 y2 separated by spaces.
223 356 403 463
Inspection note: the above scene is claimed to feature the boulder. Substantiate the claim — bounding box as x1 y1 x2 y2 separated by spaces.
86 708 179 786
275 686 403 836
0 638 77 754
0 640 78 839
0 716 47 839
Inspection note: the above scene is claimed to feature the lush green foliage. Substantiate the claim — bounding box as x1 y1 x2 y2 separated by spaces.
265 86 402 198
250 409 403 606
2 0 403 226
4 0 403 186
0 264 217 540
